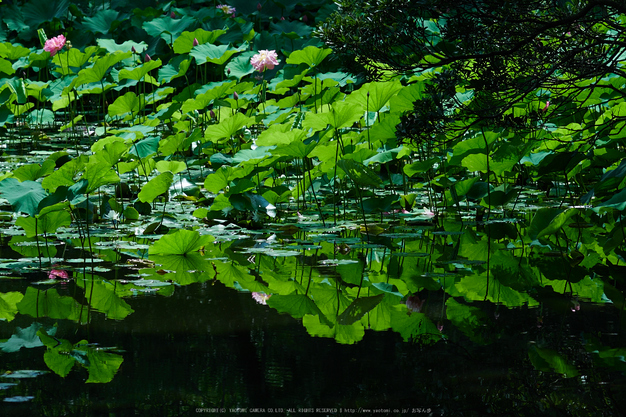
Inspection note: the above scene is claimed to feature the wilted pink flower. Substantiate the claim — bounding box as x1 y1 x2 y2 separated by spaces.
44 34 66 57
252 292 271 305
193 38 199 47
421 207 436 218
250 50 279 71
216 4 235 14
406 295 424 312
49 269 69 280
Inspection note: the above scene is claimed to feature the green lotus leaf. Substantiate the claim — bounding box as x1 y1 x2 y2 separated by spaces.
270 20 313 40
71 52 132 88
108 91 141 118
529 207 578 240
0 322 46 353
338 159 382 188
203 113 254 142
0 57 15 76
0 178 47 216
96 141 128 167
82 348 124 383
118 59 162 82
190 42 247 66
158 56 191 84
0 42 30 60
286 46 332 68
267 294 323 318
12 159 56 182
96 39 146 55
52 47 98 74
42 339 75 377
81 9 121 35
129 136 159 159
155 160 186 174
173 29 226 54
143 15 195 43
529 345 579 378
17 287 83 321
138 171 173 203
149 229 212 256
6 77 28 104
16 205 71 237
347 80 403 113
0 291 24 322
302 101 362 130
83 161 120 194
22 0 69 28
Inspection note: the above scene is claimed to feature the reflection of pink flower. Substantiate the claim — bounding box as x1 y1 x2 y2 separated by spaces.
49 269 69 280
251 50 279 71
252 292 271 305
216 4 235 14
44 35 66 57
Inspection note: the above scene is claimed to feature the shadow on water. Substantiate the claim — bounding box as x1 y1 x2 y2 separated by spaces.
3 275 626 416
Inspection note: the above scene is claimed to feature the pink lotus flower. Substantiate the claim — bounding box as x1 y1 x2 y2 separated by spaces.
49 269 69 280
216 4 235 14
250 50 279 72
252 292 271 305
44 34 66 57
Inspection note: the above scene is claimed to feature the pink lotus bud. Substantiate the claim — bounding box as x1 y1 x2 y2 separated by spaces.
227 68 231 75
234 92 239 100
281 16 285 20
145 53 151 62
257 2 262 11
171 11 176 18
542 100 550 111
210 109 215 119
132 46 137 54
193 38 199 47
302 14 308 23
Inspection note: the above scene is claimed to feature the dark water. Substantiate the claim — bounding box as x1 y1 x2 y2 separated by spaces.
3 276 626 417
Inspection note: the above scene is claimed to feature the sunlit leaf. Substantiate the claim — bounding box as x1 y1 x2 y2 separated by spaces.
138 171 173 203
0 291 24 322
149 229 212 255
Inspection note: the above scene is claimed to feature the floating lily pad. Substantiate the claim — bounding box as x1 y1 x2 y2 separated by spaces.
4 396 35 402
1 370 48 379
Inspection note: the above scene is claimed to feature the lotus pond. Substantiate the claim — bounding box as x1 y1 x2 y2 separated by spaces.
2 0 626 415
